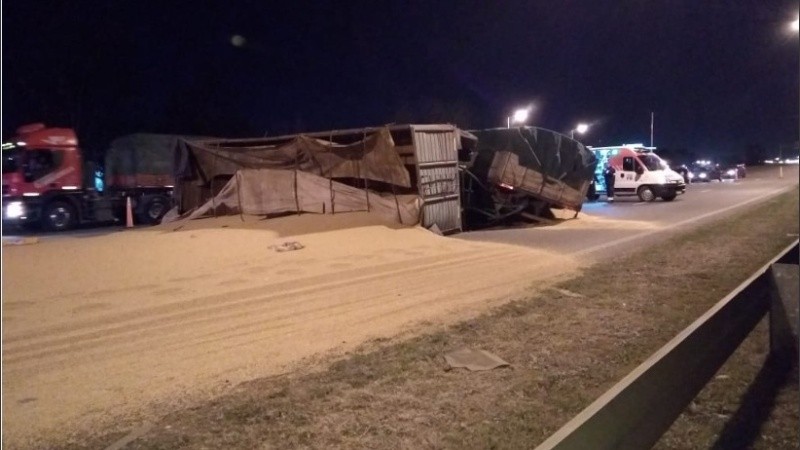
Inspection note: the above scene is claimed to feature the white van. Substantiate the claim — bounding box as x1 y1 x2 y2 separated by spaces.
590 144 687 201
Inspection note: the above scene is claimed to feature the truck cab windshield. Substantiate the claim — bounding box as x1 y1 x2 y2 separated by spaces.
21 149 61 182
2 148 19 173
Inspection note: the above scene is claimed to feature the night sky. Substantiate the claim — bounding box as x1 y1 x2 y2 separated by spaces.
2 1 798 160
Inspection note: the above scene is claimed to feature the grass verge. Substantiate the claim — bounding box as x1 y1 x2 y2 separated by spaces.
62 189 799 450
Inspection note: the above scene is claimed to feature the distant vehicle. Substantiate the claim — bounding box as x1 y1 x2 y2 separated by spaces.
589 144 686 201
688 163 722 182
2 123 175 231
671 163 690 184
765 156 799 164
720 163 746 180
736 163 747 178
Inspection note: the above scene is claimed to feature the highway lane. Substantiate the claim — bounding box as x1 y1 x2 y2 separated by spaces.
1 165 795 445
3 166 798 250
2 223 131 245
458 165 799 260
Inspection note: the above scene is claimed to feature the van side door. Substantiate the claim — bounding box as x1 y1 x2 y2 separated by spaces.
614 156 640 194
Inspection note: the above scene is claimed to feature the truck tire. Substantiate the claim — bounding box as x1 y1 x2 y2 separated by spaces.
137 195 170 225
43 201 77 232
661 192 677 201
637 185 656 202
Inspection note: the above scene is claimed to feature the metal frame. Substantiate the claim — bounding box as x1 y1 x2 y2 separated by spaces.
410 125 462 234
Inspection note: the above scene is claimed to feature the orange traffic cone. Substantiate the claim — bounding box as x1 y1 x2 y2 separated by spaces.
125 197 134 228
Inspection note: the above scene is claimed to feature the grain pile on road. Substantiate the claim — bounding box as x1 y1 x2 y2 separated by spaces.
548 208 661 230
2 212 580 447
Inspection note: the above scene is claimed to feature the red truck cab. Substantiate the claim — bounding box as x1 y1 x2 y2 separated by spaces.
3 124 88 229
3 123 175 231
3 123 83 194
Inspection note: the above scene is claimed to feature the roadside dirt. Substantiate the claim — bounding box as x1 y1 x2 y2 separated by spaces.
2 212 580 447
47 188 800 450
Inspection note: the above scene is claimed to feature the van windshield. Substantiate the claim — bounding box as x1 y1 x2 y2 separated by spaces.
639 154 667 171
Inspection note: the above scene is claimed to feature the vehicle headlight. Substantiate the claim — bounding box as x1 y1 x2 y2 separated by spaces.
699 173 707 179
688 172 694 179
5 201 24 219
726 169 736 176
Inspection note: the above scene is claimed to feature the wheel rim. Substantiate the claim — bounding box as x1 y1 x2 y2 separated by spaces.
147 202 166 220
49 206 72 229
641 189 655 202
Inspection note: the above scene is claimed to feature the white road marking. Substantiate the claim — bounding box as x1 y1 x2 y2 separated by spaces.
572 185 797 257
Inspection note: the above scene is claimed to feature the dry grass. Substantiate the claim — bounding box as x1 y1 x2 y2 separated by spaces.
60 189 799 450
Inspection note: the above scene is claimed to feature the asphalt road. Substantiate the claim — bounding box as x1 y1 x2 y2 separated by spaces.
458 165 799 261
3 166 798 251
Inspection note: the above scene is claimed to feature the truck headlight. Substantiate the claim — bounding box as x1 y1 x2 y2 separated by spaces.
726 169 736 176
5 201 24 219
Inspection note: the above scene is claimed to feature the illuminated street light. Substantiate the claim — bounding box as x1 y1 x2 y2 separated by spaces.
231 34 247 47
507 107 532 128
570 123 590 139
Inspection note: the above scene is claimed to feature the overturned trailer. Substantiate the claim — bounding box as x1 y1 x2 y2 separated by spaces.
460 127 597 227
172 124 475 234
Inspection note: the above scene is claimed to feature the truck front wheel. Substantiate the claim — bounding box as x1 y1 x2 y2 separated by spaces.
637 186 656 202
43 201 77 232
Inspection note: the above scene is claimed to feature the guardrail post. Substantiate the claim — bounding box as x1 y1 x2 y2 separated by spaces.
769 262 799 359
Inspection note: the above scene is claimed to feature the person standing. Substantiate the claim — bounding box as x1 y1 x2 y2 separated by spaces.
603 162 616 202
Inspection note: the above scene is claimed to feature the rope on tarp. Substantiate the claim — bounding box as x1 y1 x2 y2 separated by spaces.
392 184 402 224
329 131 335 214
235 171 245 222
211 142 218 218
293 151 301 215
362 129 370 212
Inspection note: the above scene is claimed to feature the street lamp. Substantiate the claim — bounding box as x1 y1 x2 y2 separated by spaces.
507 107 531 128
570 123 589 139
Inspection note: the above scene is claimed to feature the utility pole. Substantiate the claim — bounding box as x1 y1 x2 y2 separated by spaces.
650 112 654 148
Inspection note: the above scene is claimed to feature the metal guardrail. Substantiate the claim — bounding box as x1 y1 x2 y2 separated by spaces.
536 240 800 450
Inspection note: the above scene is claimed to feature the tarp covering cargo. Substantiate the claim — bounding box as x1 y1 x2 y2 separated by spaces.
468 127 597 210
105 134 190 188
177 168 420 224
173 127 414 223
